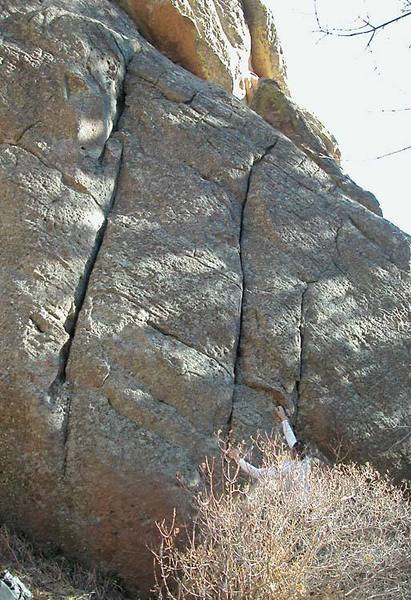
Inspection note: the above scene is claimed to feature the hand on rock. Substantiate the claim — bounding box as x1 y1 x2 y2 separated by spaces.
275 405 287 422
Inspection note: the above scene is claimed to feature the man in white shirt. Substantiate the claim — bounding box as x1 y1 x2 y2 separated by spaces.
226 406 310 493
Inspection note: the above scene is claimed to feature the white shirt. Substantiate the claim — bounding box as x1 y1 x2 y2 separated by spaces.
238 419 310 495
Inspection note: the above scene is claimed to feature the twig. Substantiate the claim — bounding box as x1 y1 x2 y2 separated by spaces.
376 144 411 159
313 1 411 47
381 107 411 113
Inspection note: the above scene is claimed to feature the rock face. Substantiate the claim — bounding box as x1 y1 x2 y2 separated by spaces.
251 78 382 215
251 79 340 163
0 0 410 596
114 0 288 100
114 1 381 216
115 0 252 98
242 0 288 86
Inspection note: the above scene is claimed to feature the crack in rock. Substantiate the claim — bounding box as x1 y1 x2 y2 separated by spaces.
50 49 134 476
58 148 124 475
145 320 232 377
347 215 409 272
242 380 288 401
15 120 41 143
295 284 309 431
225 138 279 437
134 67 200 106
0 143 103 207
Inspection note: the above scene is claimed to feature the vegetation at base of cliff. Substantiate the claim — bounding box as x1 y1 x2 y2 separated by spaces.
0 525 126 600
154 436 411 599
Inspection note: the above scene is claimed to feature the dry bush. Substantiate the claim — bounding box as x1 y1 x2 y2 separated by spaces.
153 436 411 599
0 525 125 599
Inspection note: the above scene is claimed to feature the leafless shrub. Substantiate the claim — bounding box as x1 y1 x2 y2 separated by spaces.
0 525 125 599
153 435 411 599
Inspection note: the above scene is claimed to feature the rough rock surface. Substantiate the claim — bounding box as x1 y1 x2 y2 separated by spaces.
0 0 141 582
252 79 340 162
250 78 382 215
0 0 410 596
242 0 288 87
113 0 381 214
115 0 252 98
114 0 288 100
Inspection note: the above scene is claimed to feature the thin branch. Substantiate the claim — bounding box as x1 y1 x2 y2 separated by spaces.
376 144 411 159
381 107 411 113
314 1 411 47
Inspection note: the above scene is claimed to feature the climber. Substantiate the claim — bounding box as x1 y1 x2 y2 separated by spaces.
226 406 310 493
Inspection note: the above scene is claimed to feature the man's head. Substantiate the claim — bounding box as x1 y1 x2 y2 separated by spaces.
291 440 307 460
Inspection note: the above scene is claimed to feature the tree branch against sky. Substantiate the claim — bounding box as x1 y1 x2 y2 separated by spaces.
313 0 411 160
314 0 411 47
267 0 411 233
376 144 411 160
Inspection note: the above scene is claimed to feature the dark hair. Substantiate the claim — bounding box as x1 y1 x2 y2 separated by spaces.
292 440 307 459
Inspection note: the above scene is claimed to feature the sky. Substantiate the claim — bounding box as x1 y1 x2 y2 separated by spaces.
267 0 411 234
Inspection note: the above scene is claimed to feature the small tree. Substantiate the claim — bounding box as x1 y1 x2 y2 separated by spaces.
153 436 411 599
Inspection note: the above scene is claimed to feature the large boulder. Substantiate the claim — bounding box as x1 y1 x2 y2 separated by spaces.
0 0 410 595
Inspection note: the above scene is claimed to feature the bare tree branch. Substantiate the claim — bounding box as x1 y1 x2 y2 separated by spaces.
381 107 411 113
313 2 411 163
376 144 411 159
314 1 411 47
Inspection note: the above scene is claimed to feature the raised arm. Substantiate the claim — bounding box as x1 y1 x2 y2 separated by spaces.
282 419 297 449
275 406 297 449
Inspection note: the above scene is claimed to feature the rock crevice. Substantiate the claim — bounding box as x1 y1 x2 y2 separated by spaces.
295 283 310 430
228 138 279 434
145 320 232 377
58 49 135 474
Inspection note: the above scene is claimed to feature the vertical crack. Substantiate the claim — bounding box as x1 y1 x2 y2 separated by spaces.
225 138 279 438
295 284 309 431
332 221 349 277
335 222 344 259
50 51 134 476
